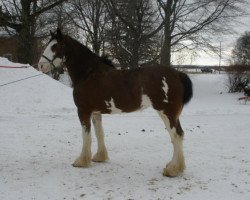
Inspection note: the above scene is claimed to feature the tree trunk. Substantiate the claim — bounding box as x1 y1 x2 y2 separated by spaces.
160 24 171 66
17 0 34 64
130 41 140 68
160 2 172 67
93 22 101 55
17 22 34 64
92 38 101 56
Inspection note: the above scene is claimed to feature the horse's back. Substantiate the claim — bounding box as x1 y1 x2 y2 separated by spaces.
74 65 186 114
103 65 185 112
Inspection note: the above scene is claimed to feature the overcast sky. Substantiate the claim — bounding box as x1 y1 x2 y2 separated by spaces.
189 3 250 66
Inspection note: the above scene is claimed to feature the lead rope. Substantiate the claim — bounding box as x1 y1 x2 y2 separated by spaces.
0 74 44 87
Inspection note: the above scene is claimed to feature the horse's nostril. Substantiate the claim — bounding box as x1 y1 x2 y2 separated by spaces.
39 65 44 71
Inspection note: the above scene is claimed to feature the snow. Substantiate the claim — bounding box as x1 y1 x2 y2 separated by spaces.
1 57 250 200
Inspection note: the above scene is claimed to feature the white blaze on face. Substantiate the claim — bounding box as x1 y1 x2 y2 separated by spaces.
162 77 169 103
38 40 61 73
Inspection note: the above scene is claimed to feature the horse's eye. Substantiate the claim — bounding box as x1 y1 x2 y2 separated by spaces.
51 44 57 52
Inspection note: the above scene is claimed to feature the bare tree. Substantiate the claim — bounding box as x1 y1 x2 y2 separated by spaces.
231 31 250 65
66 0 108 55
157 0 246 66
226 31 250 93
0 0 67 64
105 0 164 68
38 2 78 38
223 31 250 93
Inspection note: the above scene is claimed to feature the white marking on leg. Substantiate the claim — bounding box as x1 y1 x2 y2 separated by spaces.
82 124 91 157
158 111 185 176
92 113 108 162
140 94 151 110
73 124 92 167
105 98 123 114
162 77 169 103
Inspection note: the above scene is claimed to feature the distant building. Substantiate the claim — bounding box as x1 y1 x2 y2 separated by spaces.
0 30 44 65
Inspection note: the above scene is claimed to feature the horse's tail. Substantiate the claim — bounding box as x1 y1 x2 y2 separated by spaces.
179 72 193 105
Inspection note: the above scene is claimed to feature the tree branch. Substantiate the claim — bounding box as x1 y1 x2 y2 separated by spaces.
29 0 68 18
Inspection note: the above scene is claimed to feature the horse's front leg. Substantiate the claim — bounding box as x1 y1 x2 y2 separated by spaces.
73 112 92 167
92 112 109 162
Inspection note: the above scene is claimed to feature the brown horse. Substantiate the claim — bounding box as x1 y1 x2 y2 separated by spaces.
38 29 193 177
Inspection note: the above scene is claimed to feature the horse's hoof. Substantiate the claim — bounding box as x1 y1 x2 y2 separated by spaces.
72 157 91 168
92 151 109 162
163 168 179 177
163 163 184 177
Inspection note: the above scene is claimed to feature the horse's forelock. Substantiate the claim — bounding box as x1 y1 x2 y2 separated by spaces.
48 29 64 45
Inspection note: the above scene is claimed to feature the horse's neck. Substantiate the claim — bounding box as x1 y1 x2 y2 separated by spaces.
64 38 98 85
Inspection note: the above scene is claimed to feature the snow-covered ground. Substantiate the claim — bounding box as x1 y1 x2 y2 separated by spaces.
1 57 250 200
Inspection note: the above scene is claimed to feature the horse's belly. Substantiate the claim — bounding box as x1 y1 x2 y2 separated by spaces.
102 94 151 114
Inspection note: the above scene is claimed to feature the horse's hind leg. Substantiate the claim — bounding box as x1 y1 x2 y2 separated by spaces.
158 111 185 177
92 112 109 162
73 112 92 167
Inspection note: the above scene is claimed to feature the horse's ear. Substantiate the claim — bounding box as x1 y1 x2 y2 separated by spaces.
56 28 63 41
50 30 55 38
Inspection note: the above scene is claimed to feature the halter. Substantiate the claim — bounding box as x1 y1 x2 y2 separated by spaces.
41 55 57 71
40 55 64 80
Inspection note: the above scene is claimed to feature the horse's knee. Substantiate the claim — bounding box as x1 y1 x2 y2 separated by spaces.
176 120 184 137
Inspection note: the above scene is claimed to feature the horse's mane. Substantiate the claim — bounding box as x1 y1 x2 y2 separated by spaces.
99 55 115 68
63 35 115 69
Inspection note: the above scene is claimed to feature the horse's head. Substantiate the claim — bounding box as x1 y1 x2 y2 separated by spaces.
38 28 65 73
